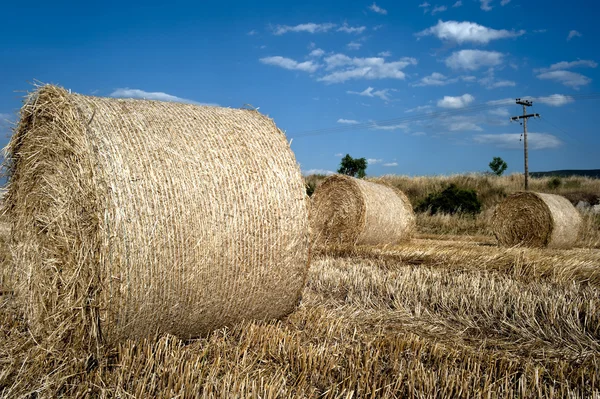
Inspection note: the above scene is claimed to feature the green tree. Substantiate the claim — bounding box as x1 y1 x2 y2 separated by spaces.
489 156 508 176
338 154 367 178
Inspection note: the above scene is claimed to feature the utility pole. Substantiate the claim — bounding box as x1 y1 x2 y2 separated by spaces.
511 99 540 191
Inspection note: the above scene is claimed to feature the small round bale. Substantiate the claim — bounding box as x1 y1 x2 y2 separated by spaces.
3 85 309 349
310 174 415 246
491 191 581 248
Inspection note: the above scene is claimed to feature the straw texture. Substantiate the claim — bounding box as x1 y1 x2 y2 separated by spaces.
3 85 309 350
310 175 415 246
491 192 581 248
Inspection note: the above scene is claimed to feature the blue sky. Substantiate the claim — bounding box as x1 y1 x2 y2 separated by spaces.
1 0 599 176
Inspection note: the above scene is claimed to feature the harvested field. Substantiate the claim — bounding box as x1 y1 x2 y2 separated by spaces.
1 171 600 397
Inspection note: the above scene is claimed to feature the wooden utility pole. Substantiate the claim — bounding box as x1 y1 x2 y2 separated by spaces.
511 99 540 191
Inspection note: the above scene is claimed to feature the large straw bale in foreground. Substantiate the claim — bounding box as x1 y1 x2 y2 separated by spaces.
310 175 415 246
491 192 581 248
3 85 309 349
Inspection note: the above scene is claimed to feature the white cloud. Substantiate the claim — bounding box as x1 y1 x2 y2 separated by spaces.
337 118 360 124
480 0 493 11
412 131 427 136
273 23 336 35
347 41 362 50
372 123 408 131
369 2 388 14
309 48 325 57
500 0 511 5
432 5 447 14
492 94 575 107
109 89 216 105
338 23 366 34
334 153 344 157
488 108 510 117
378 51 392 57
534 94 575 107
247 30 258 36
347 86 393 101
319 54 417 83
478 71 516 89
541 59 597 72
445 50 504 70
260 56 320 73
416 20 525 45
437 93 475 109
474 133 562 149
383 162 398 167
413 72 457 87
567 30 582 41
537 70 591 88
441 115 483 131
419 1 431 11
405 105 433 113
453 1 462 7
303 169 335 175
367 158 383 164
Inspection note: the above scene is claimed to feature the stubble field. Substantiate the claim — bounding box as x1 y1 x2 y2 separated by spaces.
1 174 599 398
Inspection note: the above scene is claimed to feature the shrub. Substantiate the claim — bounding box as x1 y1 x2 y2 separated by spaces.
547 176 562 189
416 184 482 215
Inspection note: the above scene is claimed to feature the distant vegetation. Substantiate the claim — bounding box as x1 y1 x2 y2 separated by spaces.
531 169 600 178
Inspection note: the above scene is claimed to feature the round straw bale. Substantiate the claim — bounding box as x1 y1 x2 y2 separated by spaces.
3 85 309 349
491 191 581 248
310 175 415 246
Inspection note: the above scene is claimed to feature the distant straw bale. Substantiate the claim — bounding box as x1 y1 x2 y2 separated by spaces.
491 192 581 248
310 174 415 246
3 85 309 350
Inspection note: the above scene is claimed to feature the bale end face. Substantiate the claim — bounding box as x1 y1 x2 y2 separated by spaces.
491 191 581 248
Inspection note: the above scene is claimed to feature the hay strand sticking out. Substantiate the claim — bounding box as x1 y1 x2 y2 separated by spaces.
491 192 582 248
3 85 310 350
310 175 415 246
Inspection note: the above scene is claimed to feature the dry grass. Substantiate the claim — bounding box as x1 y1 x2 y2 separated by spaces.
2 237 600 398
1 173 599 397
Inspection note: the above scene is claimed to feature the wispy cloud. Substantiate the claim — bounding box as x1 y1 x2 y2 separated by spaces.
413 72 456 87
567 30 582 41
247 29 258 36
446 50 504 71
437 94 475 109
319 54 417 83
536 59 597 73
309 48 325 57
337 118 360 124
367 158 383 164
273 23 336 35
474 133 562 149
478 70 515 89
383 162 398 167
431 5 447 15
347 86 393 101
480 0 493 11
453 1 462 7
537 70 591 88
419 2 431 12
405 105 433 113
371 123 408 131
487 95 575 107
500 0 511 5
303 168 335 175
378 51 391 57
416 20 525 45
110 89 217 106
338 23 366 34
369 2 388 14
347 41 362 50
260 56 320 73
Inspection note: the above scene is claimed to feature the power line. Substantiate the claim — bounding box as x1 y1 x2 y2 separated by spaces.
288 93 600 139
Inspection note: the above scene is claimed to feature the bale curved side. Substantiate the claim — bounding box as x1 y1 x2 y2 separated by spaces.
4 85 310 349
491 191 581 248
310 175 415 246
